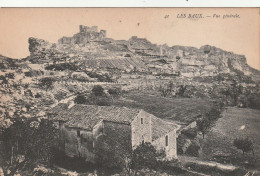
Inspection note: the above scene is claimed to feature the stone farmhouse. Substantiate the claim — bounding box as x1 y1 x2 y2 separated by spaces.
48 104 179 162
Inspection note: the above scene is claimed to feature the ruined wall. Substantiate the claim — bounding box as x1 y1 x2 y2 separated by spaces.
92 120 104 148
59 120 132 162
58 25 106 45
80 25 98 33
152 130 177 160
131 110 152 148
61 125 95 161
58 37 72 45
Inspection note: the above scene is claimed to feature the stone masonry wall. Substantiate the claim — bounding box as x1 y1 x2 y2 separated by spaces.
131 110 152 148
60 124 95 161
152 129 177 160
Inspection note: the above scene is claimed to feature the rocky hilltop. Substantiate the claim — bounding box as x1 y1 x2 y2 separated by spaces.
26 25 259 83
1 25 259 107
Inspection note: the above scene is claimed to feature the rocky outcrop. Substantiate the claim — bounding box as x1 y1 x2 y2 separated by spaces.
0 55 18 69
28 37 67 64
26 25 260 82
164 44 259 81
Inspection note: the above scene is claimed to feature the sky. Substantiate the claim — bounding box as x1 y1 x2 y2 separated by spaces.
0 8 259 69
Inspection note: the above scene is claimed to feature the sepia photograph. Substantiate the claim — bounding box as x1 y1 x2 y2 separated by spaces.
0 8 259 176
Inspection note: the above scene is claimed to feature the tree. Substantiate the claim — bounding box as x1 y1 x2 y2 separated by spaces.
39 77 54 92
92 85 105 97
159 81 174 97
196 104 223 139
108 88 121 104
159 85 169 97
132 142 163 171
207 105 222 121
94 135 121 170
93 129 164 175
93 127 133 175
233 137 254 155
176 85 187 97
196 117 214 139
168 81 174 92
0 118 60 176
230 80 243 106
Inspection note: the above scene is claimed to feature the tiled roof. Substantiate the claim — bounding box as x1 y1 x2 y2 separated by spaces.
151 116 179 141
49 103 68 115
50 104 178 138
51 104 141 130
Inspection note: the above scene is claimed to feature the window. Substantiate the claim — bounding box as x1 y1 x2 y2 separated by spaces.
141 118 143 124
165 135 168 146
77 130 80 137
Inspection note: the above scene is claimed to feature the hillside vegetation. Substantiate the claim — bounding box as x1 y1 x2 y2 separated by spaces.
201 107 260 167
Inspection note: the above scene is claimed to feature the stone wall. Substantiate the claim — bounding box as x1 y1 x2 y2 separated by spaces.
152 129 177 160
131 110 152 148
60 124 95 161
131 110 177 160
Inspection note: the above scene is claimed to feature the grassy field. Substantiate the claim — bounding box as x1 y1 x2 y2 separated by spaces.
200 107 260 168
113 90 213 124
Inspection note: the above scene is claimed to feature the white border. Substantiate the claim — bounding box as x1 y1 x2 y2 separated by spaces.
0 0 260 7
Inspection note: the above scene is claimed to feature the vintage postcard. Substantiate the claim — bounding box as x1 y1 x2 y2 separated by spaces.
0 8 259 176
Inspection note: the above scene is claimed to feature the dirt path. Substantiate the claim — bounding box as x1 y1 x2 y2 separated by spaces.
178 156 237 171
182 168 211 176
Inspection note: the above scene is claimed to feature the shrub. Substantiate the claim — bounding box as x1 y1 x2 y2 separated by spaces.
247 94 260 110
132 142 164 171
96 97 111 106
35 93 42 98
24 70 43 77
5 73 14 79
38 77 54 92
157 160 186 175
45 63 78 71
92 85 105 97
108 88 121 97
182 128 197 139
233 137 254 155
1 119 60 176
186 143 200 157
177 134 190 155
25 71 32 77
0 75 8 84
74 94 87 104
176 85 187 97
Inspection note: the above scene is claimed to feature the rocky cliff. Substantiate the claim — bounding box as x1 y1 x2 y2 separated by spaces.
26 25 260 83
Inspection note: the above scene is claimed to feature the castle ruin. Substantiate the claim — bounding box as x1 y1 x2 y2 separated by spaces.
58 25 107 45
